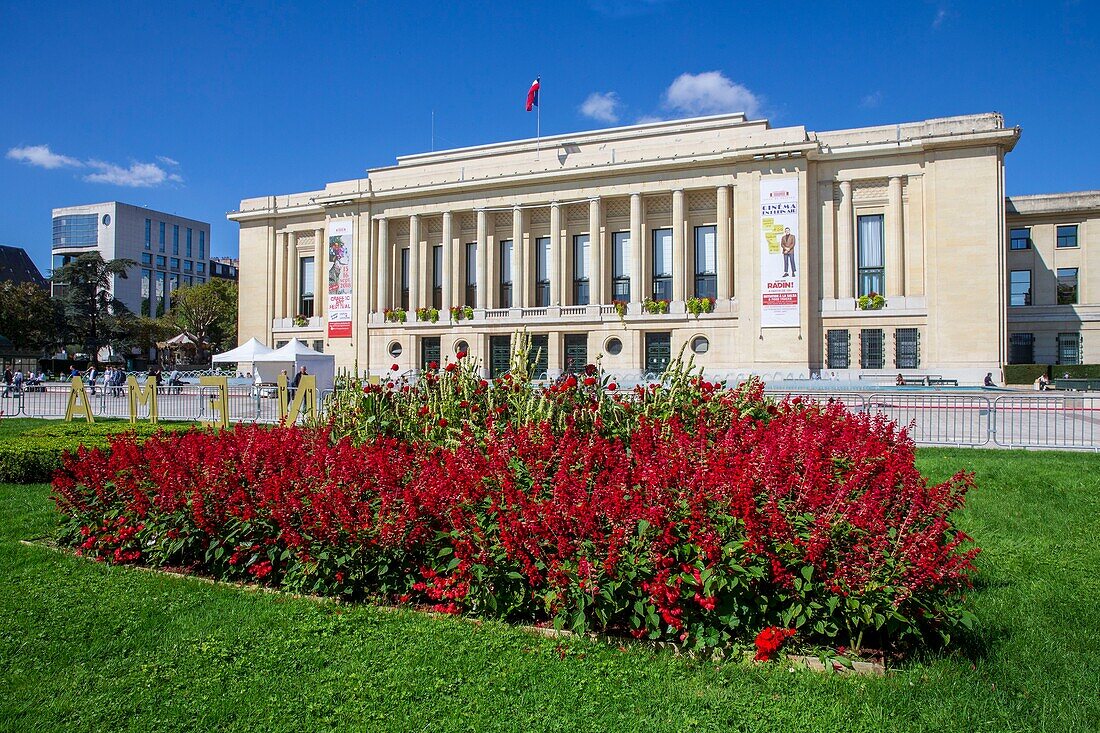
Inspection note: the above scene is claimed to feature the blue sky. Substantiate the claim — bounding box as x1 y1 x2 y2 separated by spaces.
1 0 1097 276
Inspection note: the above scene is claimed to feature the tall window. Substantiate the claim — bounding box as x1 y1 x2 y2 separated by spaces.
573 234 590 305
1009 227 1030 250
168 274 179 309
535 237 551 307
1057 267 1078 304
651 228 672 301
465 242 477 307
611 231 631 302
826 329 849 369
1009 333 1035 364
857 215 885 296
144 219 151 250
499 239 513 308
1009 270 1032 306
694 225 717 300
52 214 98 247
860 328 884 369
141 269 151 317
156 272 166 316
1056 225 1078 249
895 328 920 369
199 231 206 259
186 228 193 257
400 248 410 311
1057 333 1081 365
299 256 315 317
432 245 443 309
172 225 179 255
158 222 166 253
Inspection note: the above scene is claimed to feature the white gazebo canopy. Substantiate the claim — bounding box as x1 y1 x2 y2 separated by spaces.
251 339 335 392
212 337 275 377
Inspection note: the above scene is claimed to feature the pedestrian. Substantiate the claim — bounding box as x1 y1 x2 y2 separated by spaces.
12 370 24 395
290 366 307 397
85 364 99 395
2 368 11 397
983 372 995 387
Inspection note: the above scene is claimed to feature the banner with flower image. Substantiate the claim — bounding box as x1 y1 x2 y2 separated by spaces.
327 219 354 338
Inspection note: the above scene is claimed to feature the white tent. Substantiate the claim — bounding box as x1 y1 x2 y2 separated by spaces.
211 337 275 377
252 339 335 392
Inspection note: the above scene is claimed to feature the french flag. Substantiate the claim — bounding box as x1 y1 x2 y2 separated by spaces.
525 77 540 112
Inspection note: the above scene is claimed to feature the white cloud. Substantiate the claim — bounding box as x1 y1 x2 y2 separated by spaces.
6 144 83 169
579 92 621 123
84 160 184 187
635 115 665 124
663 71 761 118
932 7 948 28
157 155 180 166
860 91 883 109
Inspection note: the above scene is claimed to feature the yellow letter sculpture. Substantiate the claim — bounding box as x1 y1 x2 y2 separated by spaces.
126 376 158 424
277 373 317 424
199 376 230 429
64 377 95 423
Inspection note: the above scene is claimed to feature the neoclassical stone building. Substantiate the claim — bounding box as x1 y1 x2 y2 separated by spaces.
229 111 1080 383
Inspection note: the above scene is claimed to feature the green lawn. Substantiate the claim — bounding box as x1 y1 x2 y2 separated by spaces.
1 447 1098 732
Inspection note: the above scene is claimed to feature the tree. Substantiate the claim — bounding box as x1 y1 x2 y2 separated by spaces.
167 278 238 359
0 281 65 352
51 252 136 364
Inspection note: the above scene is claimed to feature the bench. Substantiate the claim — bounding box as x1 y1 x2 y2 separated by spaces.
1053 378 1100 392
928 378 959 387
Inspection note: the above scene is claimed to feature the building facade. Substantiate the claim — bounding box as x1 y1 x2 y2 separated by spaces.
209 257 240 282
231 112 1043 383
52 202 212 317
0 245 47 289
1005 192 1098 367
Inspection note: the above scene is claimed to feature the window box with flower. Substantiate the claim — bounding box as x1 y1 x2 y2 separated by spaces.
292 314 309 327
642 298 670 315
858 292 886 311
415 306 440 323
449 305 474 322
384 307 407 323
686 297 715 317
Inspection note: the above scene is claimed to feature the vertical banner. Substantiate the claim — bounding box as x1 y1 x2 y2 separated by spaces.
326 219 354 338
759 177 800 327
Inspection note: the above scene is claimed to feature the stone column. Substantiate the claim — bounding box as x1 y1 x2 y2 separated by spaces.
273 232 286 319
837 181 854 300
886 176 904 298
286 231 298 318
513 206 525 307
629 193 643 304
549 203 561 306
441 212 453 313
716 185 731 300
408 214 421 315
376 218 390 312
588 197 603 304
476 209 488 310
819 184 836 300
314 227 325 318
671 190 686 302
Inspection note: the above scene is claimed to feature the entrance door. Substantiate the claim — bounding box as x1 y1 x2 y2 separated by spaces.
528 335 549 378
645 332 671 375
489 335 511 379
421 336 441 371
563 334 587 374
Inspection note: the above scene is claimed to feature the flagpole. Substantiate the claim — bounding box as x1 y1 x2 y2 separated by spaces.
536 82 541 159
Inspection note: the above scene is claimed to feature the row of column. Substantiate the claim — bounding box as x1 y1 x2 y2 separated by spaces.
272 229 325 320
830 177 906 300
373 186 735 314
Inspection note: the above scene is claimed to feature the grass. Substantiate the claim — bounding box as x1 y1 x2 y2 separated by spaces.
1 436 1098 731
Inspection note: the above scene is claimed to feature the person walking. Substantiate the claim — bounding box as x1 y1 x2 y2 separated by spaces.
290 366 307 398
85 364 99 395
2 368 11 397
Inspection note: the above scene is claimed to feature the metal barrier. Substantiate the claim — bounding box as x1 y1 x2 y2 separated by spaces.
5 382 1099 451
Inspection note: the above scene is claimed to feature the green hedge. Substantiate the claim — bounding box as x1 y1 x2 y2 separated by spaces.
1055 364 1100 380
1004 364 1050 384
0 422 197 484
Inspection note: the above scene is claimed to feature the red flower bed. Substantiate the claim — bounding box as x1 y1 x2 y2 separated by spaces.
52 396 978 653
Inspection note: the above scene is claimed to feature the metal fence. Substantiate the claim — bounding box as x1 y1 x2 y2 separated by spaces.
3 383 1098 451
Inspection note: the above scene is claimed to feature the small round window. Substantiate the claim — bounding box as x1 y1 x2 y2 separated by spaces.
388 341 403 357
605 337 623 355
102 214 111 226
691 336 709 354
455 340 469 355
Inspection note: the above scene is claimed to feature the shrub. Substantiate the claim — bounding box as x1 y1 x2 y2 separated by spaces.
1003 364 1049 385
642 298 670 315
415 307 440 323
53 395 978 654
384 308 407 323
686 297 715 316
857 293 886 310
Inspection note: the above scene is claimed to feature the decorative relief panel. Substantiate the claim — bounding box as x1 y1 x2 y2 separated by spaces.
426 216 442 234
688 190 716 213
605 198 629 219
645 195 671 215
459 212 475 232
391 219 410 237
530 207 550 225
495 210 514 229
567 203 588 223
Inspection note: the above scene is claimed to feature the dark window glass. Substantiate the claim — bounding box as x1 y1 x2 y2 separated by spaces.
186 228 193 257
141 253 152 265
573 234 590 305
826 329 849 369
1008 333 1035 364
432 245 443 310
156 256 166 268
857 215 885 297
535 237 551 307
159 222 165 252
400 248 410 311
1009 227 1030 250
564 334 587 374
170 258 180 270
144 219 152 250
421 336 441 371
860 328 885 369
1010 270 1032 306
489 335 511 378
499 239 513 308
1057 267 1078 304
52 214 99 248
173 225 179 255
694 225 717 300
612 231 631 302
651 228 672 301
299 257 315 317
465 242 477 307
1057 333 1081 365
1056 225 1078 249
199 231 206 259
645 332 672 374
528 334 549 378
895 328 920 369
